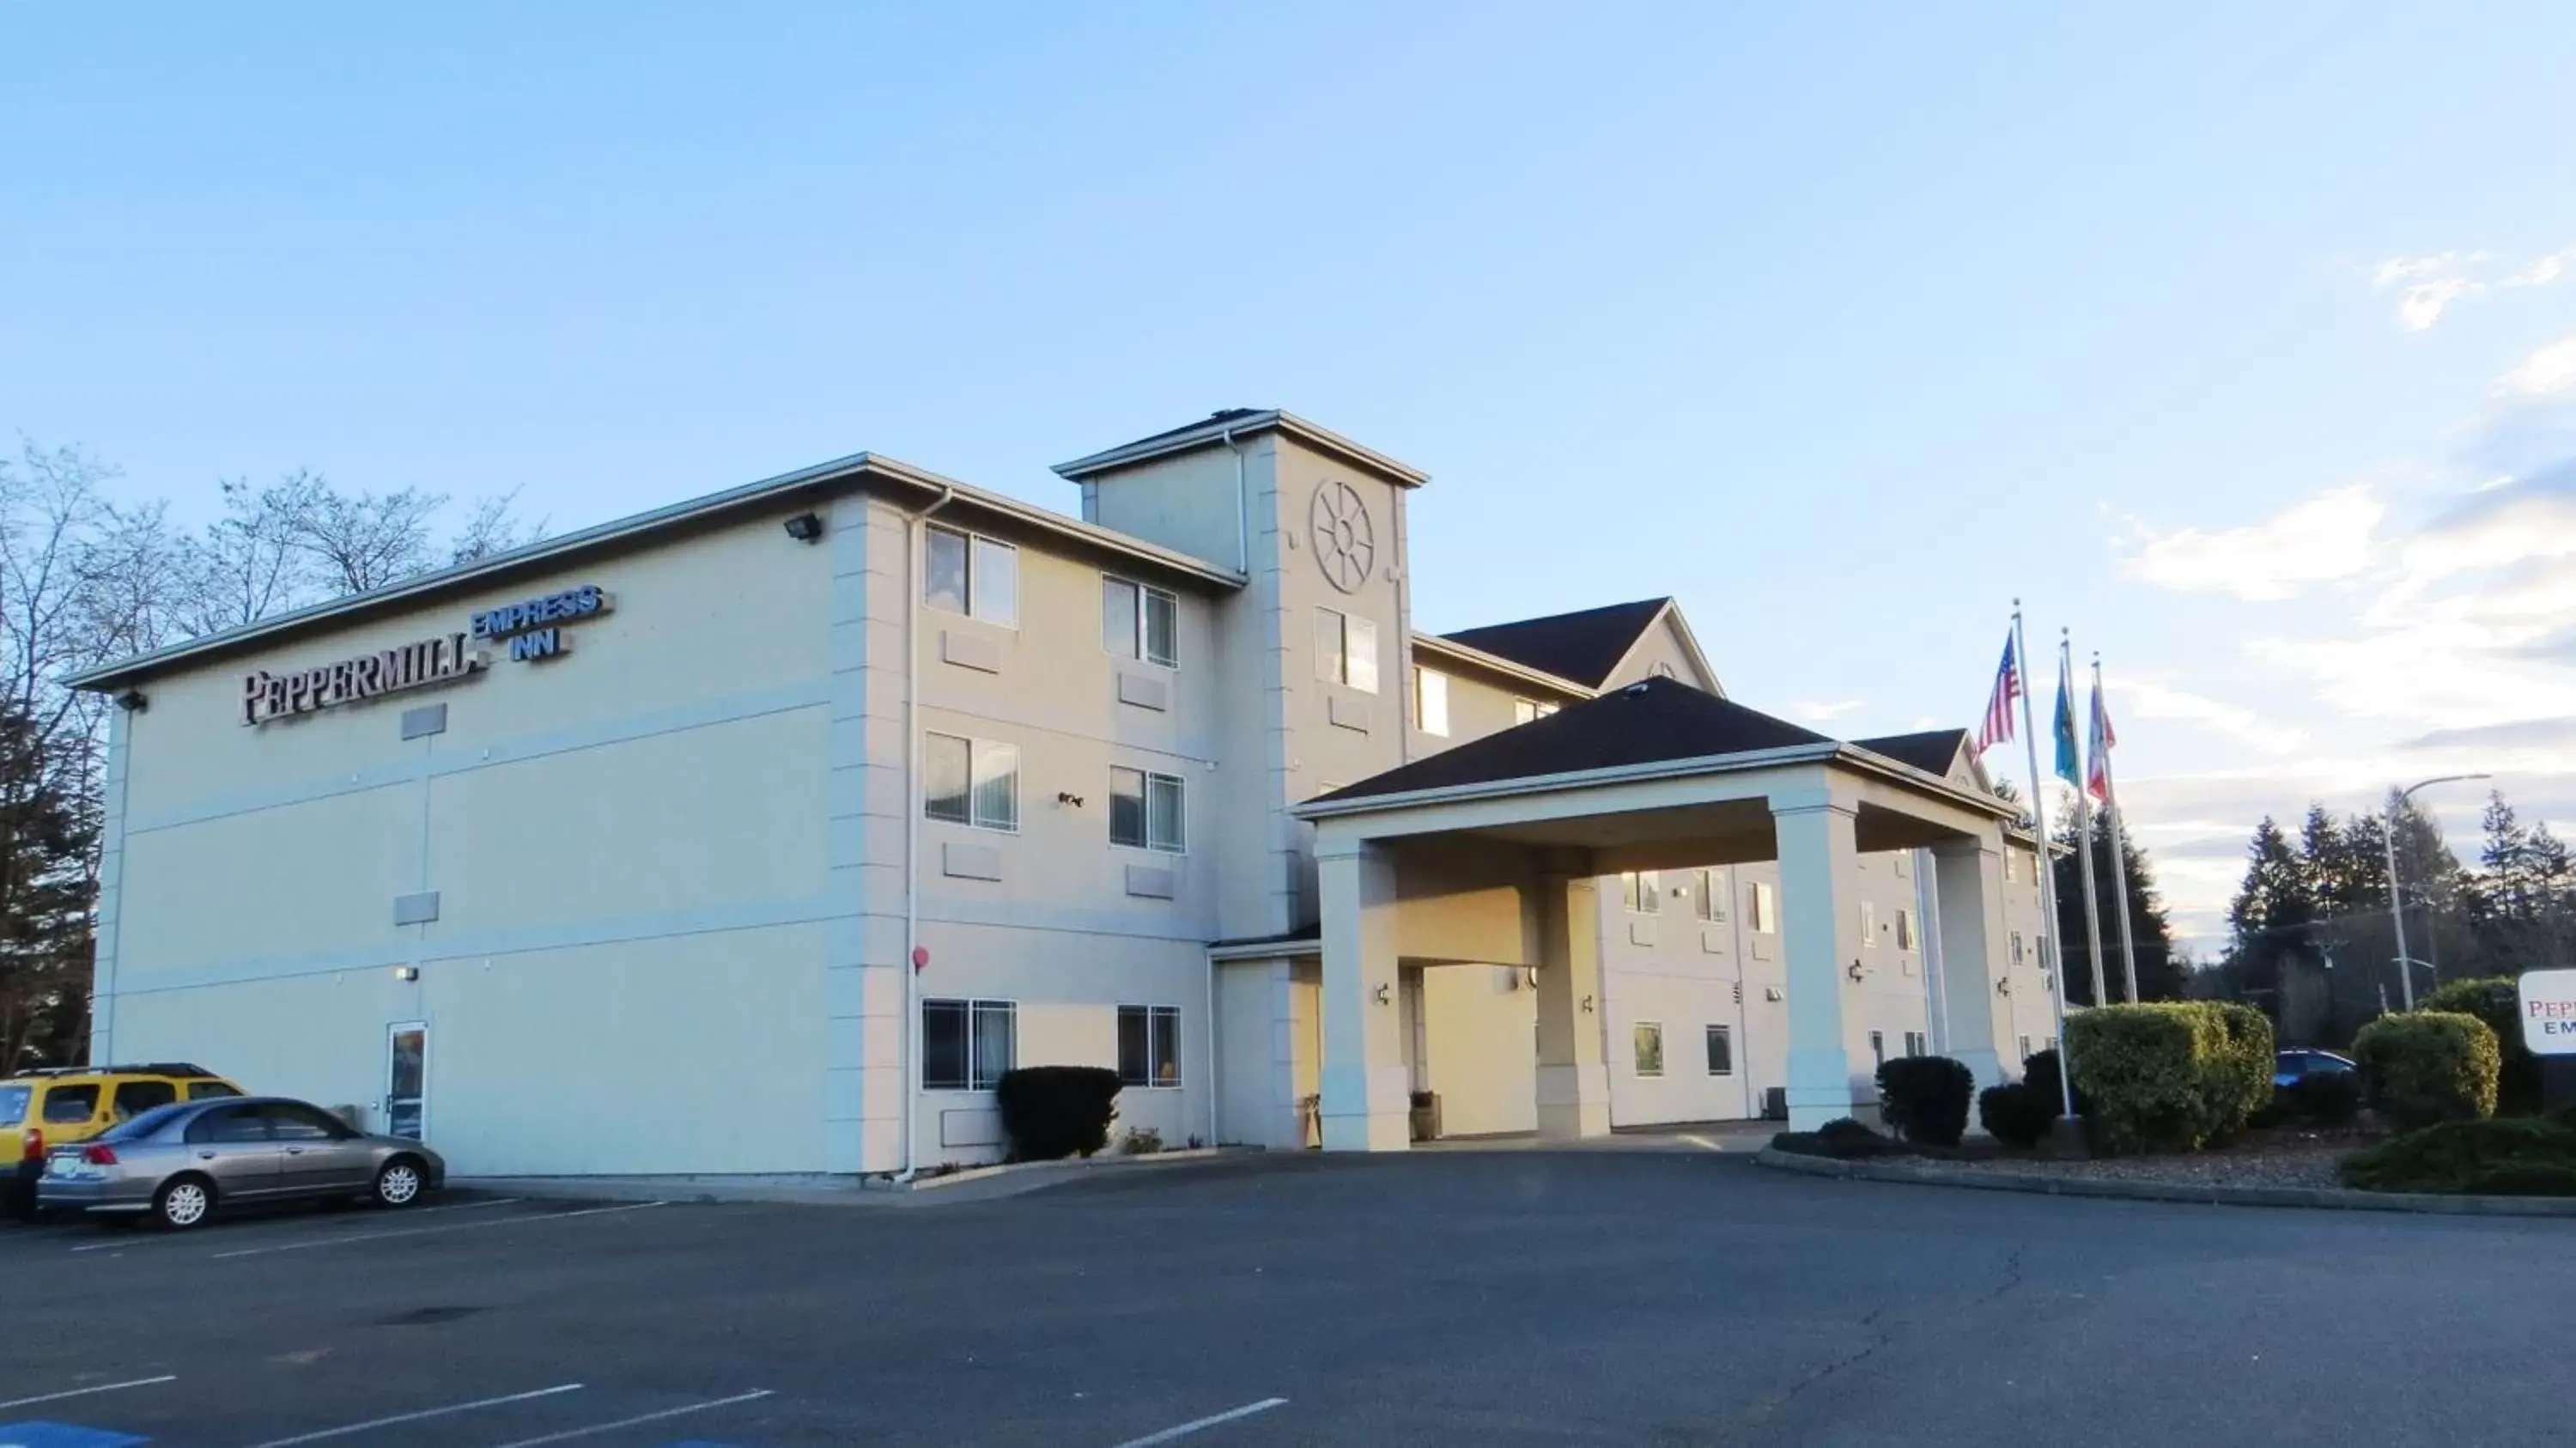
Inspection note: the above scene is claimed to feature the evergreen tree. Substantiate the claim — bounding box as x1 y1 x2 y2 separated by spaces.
2048 806 2184 1004
0 702 98 1070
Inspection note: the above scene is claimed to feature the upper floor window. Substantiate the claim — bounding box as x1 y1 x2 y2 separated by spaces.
1896 906 1917 952
1511 698 1560 726
1694 867 1727 922
927 525 1018 626
1315 607 1378 693
925 733 1018 832
2004 850 2019 882
1748 880 1777 934
1110 766 1187 853
1861 900 1878 945
1619 870 1661 914
1414 667 1450 736
2010 930 2026 965
1103 577 1177 667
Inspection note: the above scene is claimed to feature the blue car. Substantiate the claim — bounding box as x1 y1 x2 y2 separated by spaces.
2275 1049 2356 1090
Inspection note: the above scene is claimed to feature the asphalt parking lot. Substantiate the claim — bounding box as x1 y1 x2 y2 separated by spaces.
3 1150 2573 1446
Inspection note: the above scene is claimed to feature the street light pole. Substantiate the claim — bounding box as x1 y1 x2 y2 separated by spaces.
2385 773 2490 1010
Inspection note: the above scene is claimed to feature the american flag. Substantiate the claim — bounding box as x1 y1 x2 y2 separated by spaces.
1977 634 2020 753
2087 678 2118 801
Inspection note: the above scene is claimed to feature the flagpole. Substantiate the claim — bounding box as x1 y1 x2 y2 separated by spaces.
2094 653 2142 1002
2061 630 2111 1010
2013 603 2077 1120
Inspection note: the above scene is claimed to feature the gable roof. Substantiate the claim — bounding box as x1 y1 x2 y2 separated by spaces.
1051 408 1431 489
1312 676 1831 804
1437 598 1674 691
1851 728 1971 778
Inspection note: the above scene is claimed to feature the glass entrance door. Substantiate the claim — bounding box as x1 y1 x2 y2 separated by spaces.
386 1022 428 1140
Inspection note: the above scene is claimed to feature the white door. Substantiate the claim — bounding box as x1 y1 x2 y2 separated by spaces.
386 1021 428 1140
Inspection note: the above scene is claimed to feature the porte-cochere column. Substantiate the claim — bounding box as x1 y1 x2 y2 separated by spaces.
1771 788 1863 1130
1317 837 1410 1151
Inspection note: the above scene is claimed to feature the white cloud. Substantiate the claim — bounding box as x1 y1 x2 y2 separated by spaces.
1789 698 1862 723
2366 244 2575 331
2119 486 2382 600
2497 333 2576 399
2115 678 2309 756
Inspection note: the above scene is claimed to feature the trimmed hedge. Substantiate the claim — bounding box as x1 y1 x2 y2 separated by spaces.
1771 1116 1896 1159
1876 1056 1974 1146
2064 1001 2275 1154
2342 1116 2576 1196
2418 976 2542 1115
1978 1082 2054 1148
995 1066 1121 1161
2351 1011 2499 1129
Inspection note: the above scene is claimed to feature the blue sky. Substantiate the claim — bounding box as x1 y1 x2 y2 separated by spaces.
9 3 2576 946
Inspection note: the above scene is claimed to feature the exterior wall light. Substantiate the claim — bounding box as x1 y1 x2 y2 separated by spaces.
783 512 824 543
393 966 420 983
116 690 148 712
1373 983 1391 1006
1996 976 2013 995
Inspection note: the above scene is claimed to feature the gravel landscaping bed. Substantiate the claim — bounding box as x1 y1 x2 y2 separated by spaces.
1947 1128 2373 1191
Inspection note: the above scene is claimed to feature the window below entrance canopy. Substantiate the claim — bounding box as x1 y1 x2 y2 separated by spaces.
1633 1022 1665 1077
1118 1005 1181 1088
1619 870 1661 915
1704 1025 1734 1076
923 999 1017 1091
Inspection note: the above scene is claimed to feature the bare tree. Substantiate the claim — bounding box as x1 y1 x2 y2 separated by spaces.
175 478 309 636
448 487 544 566
266 471 446 595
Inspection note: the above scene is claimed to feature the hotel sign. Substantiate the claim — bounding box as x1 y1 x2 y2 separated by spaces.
242 634 485 727
2519 970 2576 1056
472 584 611 662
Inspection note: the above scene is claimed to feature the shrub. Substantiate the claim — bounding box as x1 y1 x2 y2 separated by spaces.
2341 1117 2576 1196
2351 1011 2500 1129
2064 1002 2275 1154
1876 1056 1974 1146
995 1066 1121 1161
1771 1116 1895 1159
2420 976 2543 1115
2281 1068 2360 1125
1978 1081 2055 1148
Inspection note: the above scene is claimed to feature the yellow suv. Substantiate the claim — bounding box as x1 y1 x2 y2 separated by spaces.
4 1063 245 1218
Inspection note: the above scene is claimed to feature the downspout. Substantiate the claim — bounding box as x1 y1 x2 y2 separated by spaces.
900 484 957 1181
1915 849 1948 1057
1212 426 1246 1151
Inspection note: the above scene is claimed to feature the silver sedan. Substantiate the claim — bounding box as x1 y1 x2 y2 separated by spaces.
38 1095 447 1229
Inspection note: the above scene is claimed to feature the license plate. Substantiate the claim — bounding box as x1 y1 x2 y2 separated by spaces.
46 1152 91 1179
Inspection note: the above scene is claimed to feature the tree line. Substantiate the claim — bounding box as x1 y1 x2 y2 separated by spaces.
2205 789 2562 1047
0 439 538 1068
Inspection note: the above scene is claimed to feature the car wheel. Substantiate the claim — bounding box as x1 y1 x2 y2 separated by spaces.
373 1157 427 1209
154 1175 216 1231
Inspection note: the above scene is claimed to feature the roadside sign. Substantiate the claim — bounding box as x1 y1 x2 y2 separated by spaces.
2518 969 2576 1055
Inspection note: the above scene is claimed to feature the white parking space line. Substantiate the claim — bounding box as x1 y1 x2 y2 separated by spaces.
481 1388 774 1447
210 1201 665 1260
1109 1397 1291 1448
68 1197 526 1253
240 1382 586 1447
0 1374 178 1411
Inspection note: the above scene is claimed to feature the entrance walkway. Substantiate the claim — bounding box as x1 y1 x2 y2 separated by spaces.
1413 1121 1778 1154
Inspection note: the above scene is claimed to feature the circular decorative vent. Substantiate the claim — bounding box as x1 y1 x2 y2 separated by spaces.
1309 480 1376 593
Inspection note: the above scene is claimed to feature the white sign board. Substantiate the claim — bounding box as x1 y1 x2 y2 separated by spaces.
2518 969 2576 1055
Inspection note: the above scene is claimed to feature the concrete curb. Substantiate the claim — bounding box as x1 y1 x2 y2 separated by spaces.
1753 1146 2576 1218
454 1147 1255 1209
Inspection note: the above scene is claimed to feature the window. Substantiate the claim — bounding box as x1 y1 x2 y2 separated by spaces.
187 1080 241 1100
1510 698 1560 726
1895 907 1917 952
1414 667 1450 736
1619 870 1661 914
1861 900 1877 946
1118 1005 1182 1087
1694 868 1727 922
2020 1035 2033 1063
924 733 1018 831
1749 881 1777 934
1314 607 1378 692
41 1084 99 1123
1110 767 1187 852
1869 1031 1886 1068
922 998 1017 1090
926 525 1017 625
1704 1025 1735 1076
1103 577 1177 667
185 1105 270 1145
1905 1031 1927 1057
258 1103 348 1141
1633 1022 1665 1077
111 1080 176 1119
2010 930 2026 965
2004 850 2019 882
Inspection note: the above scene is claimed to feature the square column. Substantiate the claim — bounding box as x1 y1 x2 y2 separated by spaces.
1534 872 1612 1140
1930 838 2010 1087
1317 839 1410 1151
1772 791 1864 1130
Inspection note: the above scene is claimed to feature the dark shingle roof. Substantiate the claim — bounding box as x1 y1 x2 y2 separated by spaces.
1438 598 1671 689
1851 728 1970 778
1094 407 1268 455
1314 677 1829 803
